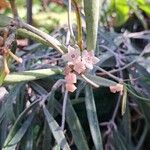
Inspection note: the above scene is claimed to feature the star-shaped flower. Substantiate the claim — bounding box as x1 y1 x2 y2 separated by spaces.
74 61 86 74
62 46 81 63
65 72 77 84
82 50 99 69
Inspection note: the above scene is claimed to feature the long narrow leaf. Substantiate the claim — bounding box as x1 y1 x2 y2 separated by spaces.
43 105 70 150
66 99 90 150
3 100 40 147
83 73 117 87
84 0 102 50
4 69 62 84
85 85 103 150
3 114 34 150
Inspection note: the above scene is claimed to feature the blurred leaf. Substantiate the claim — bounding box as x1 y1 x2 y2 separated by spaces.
66 99 90 150
85 85 103 150
84 73 117 87
0 14 11 27
3 113 34 150
3 100 40 147
113 130 128 150
4 69 62 84
119 103 133 148
23 127 33 150
128 0 148 29
0 118 8 150
4 83 25 123
54 98 90 150
84 0 102 50
107 0 129 26
137 0 150 14
43 105 70 150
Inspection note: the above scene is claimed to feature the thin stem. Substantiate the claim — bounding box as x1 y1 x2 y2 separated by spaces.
20 21 64 54
98 44 147 75
9 0 19 18
68 0 75 38
7 49 22 63
94 65 122 83
81 74 99 88
71 0 83 50
61 90 68 130
111 95 121 121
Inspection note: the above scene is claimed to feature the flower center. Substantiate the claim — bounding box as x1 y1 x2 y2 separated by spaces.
71 54 75 58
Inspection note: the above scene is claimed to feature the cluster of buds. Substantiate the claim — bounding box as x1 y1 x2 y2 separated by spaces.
62 46 99 92
0 31 22 74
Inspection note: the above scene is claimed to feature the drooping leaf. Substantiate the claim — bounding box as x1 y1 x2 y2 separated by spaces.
4 68 62 84
83 73 117 87
85 85 103 150
43 105 70 150
54 98 90 150
66 98 90 150
3 113 34 150
3 100 40 147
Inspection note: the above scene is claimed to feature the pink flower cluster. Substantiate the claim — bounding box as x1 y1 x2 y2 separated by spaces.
62 46 99 92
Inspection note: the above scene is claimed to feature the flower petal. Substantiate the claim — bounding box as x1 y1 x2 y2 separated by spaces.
74 61 86 74
66 83 77 92
65 73 77 84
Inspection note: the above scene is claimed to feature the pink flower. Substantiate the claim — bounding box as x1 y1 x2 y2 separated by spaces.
65 72 77 84
62 46 81 63
109 84 123 95
66 83 77 92
74 61 86 74
82 50 99 69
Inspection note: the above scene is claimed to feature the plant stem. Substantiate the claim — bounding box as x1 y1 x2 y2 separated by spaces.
71 0 83 50
61 90 68 130
68 0 75 39
81 74 99 88
9 0 19 18
95 66 122 83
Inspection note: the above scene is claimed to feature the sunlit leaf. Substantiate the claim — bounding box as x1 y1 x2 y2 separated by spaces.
84 0 102 50
4 69 62 84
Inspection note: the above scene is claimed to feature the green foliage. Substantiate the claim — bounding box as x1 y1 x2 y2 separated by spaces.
0 0 150 150
102 0 150 27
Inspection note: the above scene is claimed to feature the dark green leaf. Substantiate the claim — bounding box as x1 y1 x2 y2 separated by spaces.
3 114 34 149
85 85 103 150
43 106 70 150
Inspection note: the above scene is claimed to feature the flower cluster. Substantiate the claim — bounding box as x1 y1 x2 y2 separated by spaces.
62 46 99 92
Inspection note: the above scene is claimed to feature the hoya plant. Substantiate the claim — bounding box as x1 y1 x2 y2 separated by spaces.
0 0 150 150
